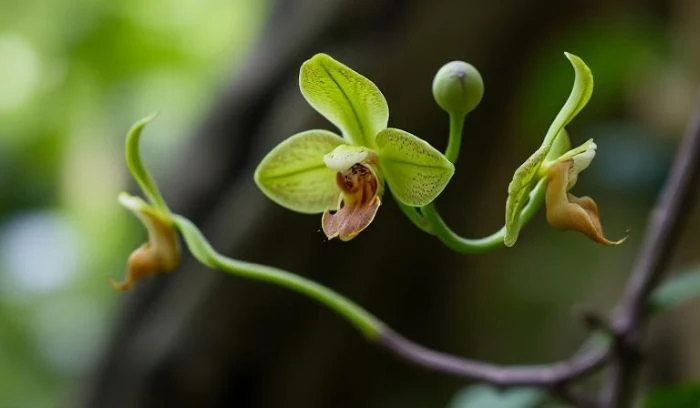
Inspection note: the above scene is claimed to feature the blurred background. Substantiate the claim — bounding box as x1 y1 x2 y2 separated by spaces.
0 0 698 407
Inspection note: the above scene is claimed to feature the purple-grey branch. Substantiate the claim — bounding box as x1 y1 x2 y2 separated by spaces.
601 98 700 407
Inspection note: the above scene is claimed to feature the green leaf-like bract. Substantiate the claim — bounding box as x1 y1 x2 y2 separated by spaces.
299 53 388 148
376 128 455 207
125 113 169 212
254 130 345 213
504 52 593 247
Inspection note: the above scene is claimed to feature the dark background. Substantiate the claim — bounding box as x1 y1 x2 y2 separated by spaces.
0 0 698 407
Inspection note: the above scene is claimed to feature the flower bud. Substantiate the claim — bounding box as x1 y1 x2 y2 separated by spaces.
432 61 484 117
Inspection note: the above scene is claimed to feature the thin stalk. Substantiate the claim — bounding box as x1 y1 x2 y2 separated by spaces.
173 214 383 340
445 112 465 164
420 179 546 253
394 193 434 235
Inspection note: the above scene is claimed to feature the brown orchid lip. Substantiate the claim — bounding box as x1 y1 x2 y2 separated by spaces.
111 209 181 291
545 160 626 246
322 160 382 241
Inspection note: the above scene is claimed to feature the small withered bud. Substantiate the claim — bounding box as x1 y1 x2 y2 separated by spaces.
432 61 484 117
111 194 180 291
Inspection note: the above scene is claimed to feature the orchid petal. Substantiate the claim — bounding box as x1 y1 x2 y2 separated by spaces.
255 130 345 213
375 128 454 207
300 53 388 148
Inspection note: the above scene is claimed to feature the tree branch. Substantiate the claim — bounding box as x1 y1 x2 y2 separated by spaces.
615 98 700 333
379 328 609 387
600 98 700 407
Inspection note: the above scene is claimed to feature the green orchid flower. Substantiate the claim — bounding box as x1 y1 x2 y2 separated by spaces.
255 53 455 241
504 53 625 247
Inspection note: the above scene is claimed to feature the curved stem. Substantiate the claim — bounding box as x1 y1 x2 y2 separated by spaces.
172 214 383 340
394 192 434 235
420 179 547 253
445 112 465 164
172 212 611 389
399 111 547 251
421 203 505 253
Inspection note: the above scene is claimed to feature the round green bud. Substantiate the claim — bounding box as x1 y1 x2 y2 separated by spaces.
432 61 484 117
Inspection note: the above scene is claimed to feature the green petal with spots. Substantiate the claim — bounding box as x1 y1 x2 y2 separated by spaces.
375 128 454 207
504 52 594 247
255 130 345 214
299 53 388 148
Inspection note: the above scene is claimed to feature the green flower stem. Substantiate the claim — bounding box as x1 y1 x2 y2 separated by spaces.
125 114 170 213
420 203 504 253
172 214 384 340
420 179 547 253
396 104 547 251
404 108 547 253
394 193 434 235
444 112 465 164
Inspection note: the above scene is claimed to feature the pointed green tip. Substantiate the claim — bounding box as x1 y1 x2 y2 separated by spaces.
127 113 159 140
126 113 158 153
563 52 591 78
138 112 159 126
564 52 582 67
563 51 581 62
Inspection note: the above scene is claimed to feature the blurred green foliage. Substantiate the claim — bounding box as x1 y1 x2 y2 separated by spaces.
448 384 545 408
643 382 700 407
0 0 265 405
650 267 700 314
